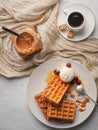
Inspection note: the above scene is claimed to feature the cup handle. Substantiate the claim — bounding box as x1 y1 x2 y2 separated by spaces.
63 9 70 15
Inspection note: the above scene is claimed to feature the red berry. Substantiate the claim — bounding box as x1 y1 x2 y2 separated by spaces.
54 69 60 74
76 80 81 85
74 76 79 81
66 63 71 68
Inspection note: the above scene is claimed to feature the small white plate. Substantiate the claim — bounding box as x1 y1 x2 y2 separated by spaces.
27 58 97 129
57 3 96 41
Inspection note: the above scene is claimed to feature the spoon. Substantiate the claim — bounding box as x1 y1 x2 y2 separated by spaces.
2 26 25 39
76 85 98 106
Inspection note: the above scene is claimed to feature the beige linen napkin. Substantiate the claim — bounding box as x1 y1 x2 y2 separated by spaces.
0 0 98 90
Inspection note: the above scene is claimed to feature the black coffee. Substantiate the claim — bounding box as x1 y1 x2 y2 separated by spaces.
68 12 84 27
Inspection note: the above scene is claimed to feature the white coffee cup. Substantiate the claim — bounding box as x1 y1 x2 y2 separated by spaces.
64 10 85 32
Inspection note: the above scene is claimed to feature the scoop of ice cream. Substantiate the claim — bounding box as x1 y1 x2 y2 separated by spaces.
60 66 75 83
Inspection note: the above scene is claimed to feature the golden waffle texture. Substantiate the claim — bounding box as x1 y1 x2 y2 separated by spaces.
43 74 69 106
47 100 76 121
35 92 48 119
35 73 76 122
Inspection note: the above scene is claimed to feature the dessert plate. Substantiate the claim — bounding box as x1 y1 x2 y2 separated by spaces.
27 58 97 129
57 3 95 41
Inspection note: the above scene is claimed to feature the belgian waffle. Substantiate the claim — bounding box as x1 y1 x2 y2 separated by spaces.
43 74 69 106
35 92 48 119
47 100 76 122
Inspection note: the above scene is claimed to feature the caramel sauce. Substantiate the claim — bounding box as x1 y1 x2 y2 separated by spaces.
79 108 86 112
70 93 75 99
76 97 90 111
16 32 33 51
85 97 90 102
80 101 86 107
76 100 82 104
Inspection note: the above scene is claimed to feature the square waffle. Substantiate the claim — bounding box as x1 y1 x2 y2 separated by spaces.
43 74 69 106
47 100 76 122
35 92 48 119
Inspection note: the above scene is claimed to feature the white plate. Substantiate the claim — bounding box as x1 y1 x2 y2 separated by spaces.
27 58 97 129
57 3 95 41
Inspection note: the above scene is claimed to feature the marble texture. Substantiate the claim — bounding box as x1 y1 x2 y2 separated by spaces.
0 0 98 130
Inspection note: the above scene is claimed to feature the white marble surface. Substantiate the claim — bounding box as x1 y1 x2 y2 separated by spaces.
0 0 98 130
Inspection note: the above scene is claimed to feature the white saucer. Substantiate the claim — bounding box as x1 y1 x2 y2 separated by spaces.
57 3 96 41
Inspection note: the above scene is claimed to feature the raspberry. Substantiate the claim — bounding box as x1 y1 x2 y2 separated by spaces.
54 69 60 74
66 63 71 68
76 80 81 85
74 76 79 81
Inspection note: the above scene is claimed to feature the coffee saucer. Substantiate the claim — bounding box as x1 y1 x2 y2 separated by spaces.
57 3 95 41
